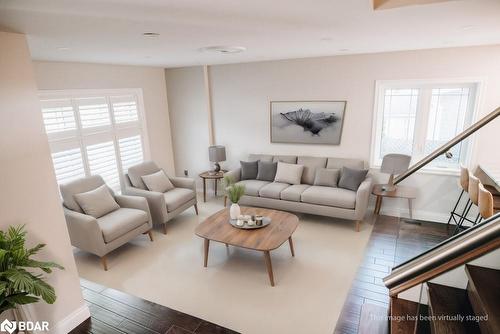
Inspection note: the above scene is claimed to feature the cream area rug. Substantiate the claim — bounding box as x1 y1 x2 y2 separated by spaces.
73 195 373 334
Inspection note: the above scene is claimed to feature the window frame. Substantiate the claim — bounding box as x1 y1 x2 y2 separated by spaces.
39 88 151 190
370 78 485 175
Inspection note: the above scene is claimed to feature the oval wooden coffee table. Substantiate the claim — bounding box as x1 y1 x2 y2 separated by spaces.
195 207 299 286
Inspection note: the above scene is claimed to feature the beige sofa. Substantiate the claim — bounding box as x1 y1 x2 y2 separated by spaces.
225 154 372 231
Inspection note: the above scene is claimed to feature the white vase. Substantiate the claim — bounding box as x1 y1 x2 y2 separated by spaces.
230 203 241 219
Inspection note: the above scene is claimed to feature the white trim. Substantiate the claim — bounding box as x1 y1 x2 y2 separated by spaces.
51 304 90 334
370 77 486 171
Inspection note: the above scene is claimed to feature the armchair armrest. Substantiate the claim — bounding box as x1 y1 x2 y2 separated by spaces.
354 176 373 220
224 168 241 183
169 176 196 192
63 208 106 256
123 186 168 225
115 194 152 227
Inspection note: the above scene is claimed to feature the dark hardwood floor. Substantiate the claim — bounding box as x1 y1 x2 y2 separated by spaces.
333 215 450 334
71 278 239 334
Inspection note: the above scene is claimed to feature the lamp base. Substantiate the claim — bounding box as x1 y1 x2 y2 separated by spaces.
213 162 221 173
381 184 397 192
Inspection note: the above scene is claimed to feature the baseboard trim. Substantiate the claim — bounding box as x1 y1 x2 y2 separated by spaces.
52 304 90 334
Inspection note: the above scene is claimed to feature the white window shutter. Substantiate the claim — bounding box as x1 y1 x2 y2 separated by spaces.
40 99 77 134
111 95 139 124
76 97 111 129
51 148 86 184
86 141 121 191
119 135 144 173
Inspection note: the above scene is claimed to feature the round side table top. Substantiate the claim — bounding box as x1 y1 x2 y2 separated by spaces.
372 184 417 199
199 170 227 179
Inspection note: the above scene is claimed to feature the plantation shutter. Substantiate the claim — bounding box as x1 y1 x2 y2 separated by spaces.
40 99 77 135
51 148 86 184
76 97 111 129
111 95 139 124
86 141 121 192
119 135 144 173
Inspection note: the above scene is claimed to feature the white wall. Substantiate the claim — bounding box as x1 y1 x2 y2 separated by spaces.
0 32 88 333
33 61 176 175
165 45 500 222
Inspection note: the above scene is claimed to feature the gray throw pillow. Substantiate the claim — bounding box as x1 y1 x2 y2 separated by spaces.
141 170 174 193
338 167 368 191
240 160 259 180
256 161 278 182
313 168 339 187
73 184 120 218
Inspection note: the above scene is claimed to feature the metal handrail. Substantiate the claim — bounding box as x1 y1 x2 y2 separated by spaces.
384 213 500 295
394 107 500 185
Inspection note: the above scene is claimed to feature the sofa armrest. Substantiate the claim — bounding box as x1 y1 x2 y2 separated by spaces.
224 168 241 183
123 186 168 225
169 176 196 193
115 194 152 227
354 176 373 220
63 208 106 256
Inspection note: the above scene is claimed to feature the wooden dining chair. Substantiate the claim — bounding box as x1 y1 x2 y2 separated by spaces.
478 183 495 223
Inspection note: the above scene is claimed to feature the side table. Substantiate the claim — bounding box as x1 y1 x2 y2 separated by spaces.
199 171 227 202
372 184 417 219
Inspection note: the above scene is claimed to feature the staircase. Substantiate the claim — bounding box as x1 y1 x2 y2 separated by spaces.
389 265 499 334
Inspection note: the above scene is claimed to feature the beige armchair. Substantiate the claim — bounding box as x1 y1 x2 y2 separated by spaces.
123 161 198 234
60 175 153 270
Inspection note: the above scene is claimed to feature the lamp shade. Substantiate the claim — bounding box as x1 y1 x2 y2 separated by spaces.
380 154 411 175
208 145 226 162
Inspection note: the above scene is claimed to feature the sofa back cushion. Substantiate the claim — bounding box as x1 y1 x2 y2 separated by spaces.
326 158 364 172
274 162 304 185
272 155 297 164
127 161 161 189
297 156 328 185
60 175 107 213
74 184 120 218
256 161 278 181
313 168 340 187
240 160 259 180
248 154 273 162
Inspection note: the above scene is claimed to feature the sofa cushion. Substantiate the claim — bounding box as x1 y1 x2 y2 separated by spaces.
338 167 369 191
272 155 297 164
297 156 328 185
256 161 277 181
128 161 161 189
301 186 356 209
163 188 196 212
274 162 304 185
326 158 364 171
74 184 120 218
141 170 174 193
280 184 311 202
236 180 270 196
97 208 148 243
60 175 107 213
314 168 340 187
240 160 259 180
259 182 290 199
248 154 273 162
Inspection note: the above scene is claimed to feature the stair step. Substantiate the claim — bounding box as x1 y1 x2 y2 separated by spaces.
465 264 500 334
415 304 431 334
390 298 418 334
427 282 481 334
358 303 388 334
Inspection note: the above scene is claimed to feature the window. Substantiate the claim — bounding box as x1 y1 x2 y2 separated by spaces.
372 80 480 171
40 89 148 192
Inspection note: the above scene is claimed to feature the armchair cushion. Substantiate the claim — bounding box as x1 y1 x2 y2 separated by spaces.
60 175 107 213
141 170 174 193
74 184 120 218
97 208 149 243
128 161 161 189
163 188 196 212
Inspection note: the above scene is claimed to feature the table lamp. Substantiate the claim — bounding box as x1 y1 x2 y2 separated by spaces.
208 145 226 173
380 153 411 191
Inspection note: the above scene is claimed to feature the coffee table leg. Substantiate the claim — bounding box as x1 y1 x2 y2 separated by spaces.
263 251 275 287
288 237 295 257
203 239 210 267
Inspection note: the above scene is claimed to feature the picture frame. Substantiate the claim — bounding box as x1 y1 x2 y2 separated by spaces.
270 100 347 145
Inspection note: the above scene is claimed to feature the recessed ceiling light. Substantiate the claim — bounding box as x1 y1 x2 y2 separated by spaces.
199 46 246 54
338 48 350 52
143 32 160 38
321 37 333 42
460 25 476 31
57 47 70 51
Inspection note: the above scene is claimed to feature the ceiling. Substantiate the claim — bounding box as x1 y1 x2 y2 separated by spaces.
1 0 500 68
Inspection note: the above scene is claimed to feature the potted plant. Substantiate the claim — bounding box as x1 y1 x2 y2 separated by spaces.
223 176 245 219
0 225 64 319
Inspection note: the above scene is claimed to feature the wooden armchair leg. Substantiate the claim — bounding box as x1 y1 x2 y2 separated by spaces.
194 204 199 215
355 220 361 232
163 224 167 235
101 256 108 271
147 230 154 242
224 196 227 207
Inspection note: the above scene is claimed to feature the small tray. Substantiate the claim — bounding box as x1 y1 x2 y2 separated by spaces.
229 216 271 230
